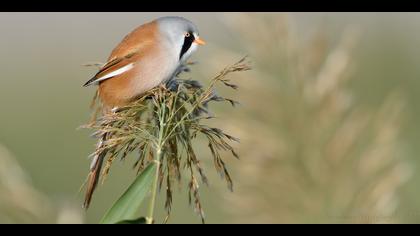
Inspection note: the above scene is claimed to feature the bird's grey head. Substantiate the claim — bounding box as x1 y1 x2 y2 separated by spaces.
157 16 204 62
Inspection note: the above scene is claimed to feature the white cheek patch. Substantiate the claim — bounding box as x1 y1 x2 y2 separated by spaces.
181 43 198 62
96 63 134 82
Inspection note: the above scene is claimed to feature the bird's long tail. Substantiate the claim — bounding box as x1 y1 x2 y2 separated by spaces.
83 133 108 209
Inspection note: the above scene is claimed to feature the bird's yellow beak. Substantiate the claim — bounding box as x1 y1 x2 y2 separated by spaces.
194 37 206 45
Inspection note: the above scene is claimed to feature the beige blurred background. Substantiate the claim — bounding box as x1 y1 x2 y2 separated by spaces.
1 12 420 223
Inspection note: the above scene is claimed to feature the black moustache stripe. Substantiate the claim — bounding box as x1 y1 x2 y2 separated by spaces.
180 34 194 60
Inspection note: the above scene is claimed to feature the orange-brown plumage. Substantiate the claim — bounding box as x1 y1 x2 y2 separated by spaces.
97 21 160 108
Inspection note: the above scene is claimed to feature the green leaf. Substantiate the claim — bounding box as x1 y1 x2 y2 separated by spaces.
100 162 157 224
116 217 147 224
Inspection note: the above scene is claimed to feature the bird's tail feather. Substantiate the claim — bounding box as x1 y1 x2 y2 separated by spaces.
83 134 108 209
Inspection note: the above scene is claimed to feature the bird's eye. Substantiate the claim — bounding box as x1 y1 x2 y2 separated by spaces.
184 32 191 37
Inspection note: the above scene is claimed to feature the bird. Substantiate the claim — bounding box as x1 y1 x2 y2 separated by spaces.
82 16 205 208
83 16 206 109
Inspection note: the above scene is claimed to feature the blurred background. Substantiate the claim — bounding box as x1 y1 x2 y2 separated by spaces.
0 12 420 223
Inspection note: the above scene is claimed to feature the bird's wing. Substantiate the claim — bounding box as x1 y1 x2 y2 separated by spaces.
82 21 160 204
83 21 158 87
83 51 139 87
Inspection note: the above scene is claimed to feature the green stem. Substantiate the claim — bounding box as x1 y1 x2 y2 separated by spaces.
146 103 166 224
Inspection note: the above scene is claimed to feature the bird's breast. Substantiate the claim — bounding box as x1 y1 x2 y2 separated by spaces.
131 48 178 94
99 44 179 109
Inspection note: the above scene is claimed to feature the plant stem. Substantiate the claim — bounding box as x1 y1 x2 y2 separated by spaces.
146 103 166 224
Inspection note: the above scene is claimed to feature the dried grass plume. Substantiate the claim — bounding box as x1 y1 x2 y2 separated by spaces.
81 57 251 223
